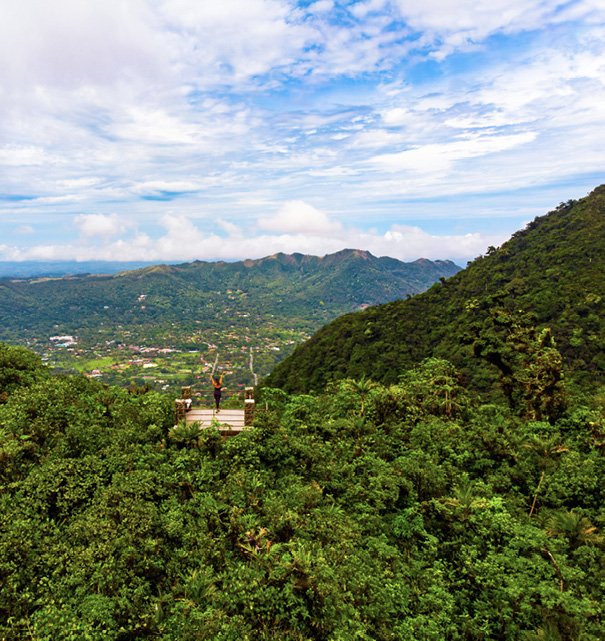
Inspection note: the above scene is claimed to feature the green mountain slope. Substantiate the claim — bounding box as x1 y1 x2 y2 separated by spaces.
265 186 605 394
0 249 460 341
2 344 604 639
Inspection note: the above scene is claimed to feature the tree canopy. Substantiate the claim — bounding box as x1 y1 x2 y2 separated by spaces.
265 186 605 397
1 347 603 640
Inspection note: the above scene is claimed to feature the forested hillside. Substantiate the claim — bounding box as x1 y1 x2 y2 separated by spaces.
2 190 604 640
1 344 603 640
0 249 460 341
266 186 605 397
0 249 459 392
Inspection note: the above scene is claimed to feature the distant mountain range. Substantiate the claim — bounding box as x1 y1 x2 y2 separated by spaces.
0 249 461 341
0 261 159 279
266 186 605 395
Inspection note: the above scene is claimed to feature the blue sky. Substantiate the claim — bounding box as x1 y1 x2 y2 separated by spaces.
0 0 604 264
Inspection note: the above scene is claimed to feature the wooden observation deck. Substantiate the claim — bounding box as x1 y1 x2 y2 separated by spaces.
175 386 255 436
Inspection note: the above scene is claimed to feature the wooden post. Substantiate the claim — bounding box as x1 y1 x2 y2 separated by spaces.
175 399 187 423
175 387 193 424
244 387 255 426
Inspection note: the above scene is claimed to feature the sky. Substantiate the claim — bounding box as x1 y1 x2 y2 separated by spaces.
0 0 604 265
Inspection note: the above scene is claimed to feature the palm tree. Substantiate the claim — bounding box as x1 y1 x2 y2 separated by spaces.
525 620 562 641
168 420 202 448
524 434 569 517
343 375 377 416
546 510 602 549
442 478 490 520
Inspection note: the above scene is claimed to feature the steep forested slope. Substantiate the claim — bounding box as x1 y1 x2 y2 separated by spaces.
0 250 460 341
266 186 605 395
1 344 604 640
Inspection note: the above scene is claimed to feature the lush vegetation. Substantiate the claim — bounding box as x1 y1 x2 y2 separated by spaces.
266 187 605 397
0 250 460 340
0 250 459 394
2 189 605 639
1 342 604 640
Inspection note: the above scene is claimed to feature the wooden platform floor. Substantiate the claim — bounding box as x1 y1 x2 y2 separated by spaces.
185 408 247 434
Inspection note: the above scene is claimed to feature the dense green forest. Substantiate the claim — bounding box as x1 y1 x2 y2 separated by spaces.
1 342 604 640
2 189 605 640
0 250 459 394
266 186 605 397
0 249 460 342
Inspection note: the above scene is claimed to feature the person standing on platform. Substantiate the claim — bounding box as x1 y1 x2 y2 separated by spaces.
211 372 225 413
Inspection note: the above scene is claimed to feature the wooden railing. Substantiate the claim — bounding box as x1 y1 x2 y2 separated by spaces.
175 385 255 429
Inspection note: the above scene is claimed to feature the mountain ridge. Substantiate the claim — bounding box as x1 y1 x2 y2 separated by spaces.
265 186 605 395
0 249 461 386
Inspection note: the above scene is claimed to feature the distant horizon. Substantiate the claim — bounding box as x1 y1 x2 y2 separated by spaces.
0 248 465 280
0 246 465 263
1 1 603 265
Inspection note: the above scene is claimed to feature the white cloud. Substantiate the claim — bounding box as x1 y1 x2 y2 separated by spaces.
0 0 166 89
307 167 358 177
32 195 85 205
58 178 102 189
0 0 603 267
350 128 408 150
0 146 49 166
157 213 205 245
381 225 492 260
350 0 390 19
0 209 507 264
218 220 243 237
308 0 335 14
258 201 343 235
381 107 415 127
158 0 314 83
74 213 130 239
370 132 537 174
390 0 586 56
0 244 20 260
111 108 200 146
